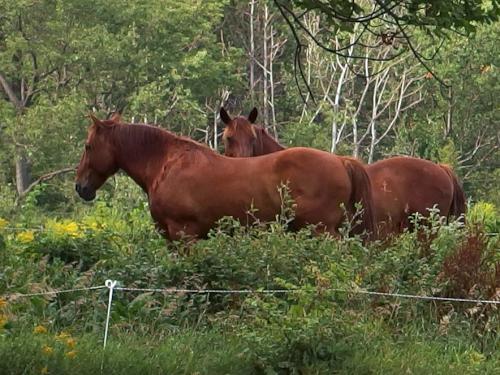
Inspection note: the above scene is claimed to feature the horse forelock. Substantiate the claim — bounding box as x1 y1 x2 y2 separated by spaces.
227 117 257 138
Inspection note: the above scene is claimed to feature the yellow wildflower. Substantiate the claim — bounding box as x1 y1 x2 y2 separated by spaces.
65 337 76 348
468 350 485 364
0 298 7 309
65 350 77 359
33 325 48 334
40 366 49 374
87 221 99 231
42 345 54 355
63 221 80 238
55 331 71 341
355 274 363 285
46 220 82 238
0 218 8 229
16 230 35 243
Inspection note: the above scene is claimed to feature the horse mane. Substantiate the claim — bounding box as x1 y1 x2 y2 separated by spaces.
253 124 285 153
109 120 213 159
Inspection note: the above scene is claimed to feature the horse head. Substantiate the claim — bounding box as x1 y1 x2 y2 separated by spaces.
220 107 258 157
75 114 119 201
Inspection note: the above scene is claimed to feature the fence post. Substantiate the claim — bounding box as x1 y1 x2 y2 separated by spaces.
103 280 117 349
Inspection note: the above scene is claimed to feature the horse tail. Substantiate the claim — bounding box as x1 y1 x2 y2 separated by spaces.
439 164 467 222
341 157 376 239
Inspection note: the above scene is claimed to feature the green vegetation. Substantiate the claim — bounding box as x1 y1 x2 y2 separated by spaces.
0 1 499 373
0 184 499 373
0 0 498 203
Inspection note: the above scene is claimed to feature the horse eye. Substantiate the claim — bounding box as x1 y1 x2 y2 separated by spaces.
85 143 91 151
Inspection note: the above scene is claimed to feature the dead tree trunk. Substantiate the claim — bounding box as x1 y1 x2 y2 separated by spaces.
15 154 31 196
249 0 256 103
262 3 269 127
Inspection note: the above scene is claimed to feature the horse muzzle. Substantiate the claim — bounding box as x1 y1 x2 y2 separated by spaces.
75 183 96 201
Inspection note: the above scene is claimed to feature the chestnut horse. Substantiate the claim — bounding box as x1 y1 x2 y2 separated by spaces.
75 115 375 241
221 107 466 238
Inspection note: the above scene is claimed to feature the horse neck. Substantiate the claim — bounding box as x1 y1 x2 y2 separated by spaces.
111 124 171 193
254 126 285 155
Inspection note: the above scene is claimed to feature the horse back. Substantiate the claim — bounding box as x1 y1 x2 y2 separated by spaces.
367 157 455 232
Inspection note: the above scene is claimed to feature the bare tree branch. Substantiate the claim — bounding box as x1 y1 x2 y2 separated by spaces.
18 166 77 200
0 72 23 111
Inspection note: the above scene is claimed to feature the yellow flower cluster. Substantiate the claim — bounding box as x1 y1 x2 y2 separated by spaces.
38 329 78 374
355 274 363 285
81 217 105 231
56 331 78 359
66 337 76 348
16 230 35 243
42 345 54 355
55 331 71 341
34 325 48 334
46 220 82 238
0 217 8 229
468 350 486 365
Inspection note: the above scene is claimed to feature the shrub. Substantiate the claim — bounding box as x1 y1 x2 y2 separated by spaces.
467 201 499 234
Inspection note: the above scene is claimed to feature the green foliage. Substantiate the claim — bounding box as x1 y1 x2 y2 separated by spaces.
280 118 331 151
391 117 443 161
0 330 255 375
438 140 459 169
1 198 499 372
290 0 499 34
415 22 499 200
0 0 244 200
468 201 500 233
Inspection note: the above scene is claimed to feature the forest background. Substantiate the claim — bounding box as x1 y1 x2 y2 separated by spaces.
0 1 499 374
0 0 498 209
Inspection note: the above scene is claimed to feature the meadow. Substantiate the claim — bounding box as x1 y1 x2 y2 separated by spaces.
0 179 498 374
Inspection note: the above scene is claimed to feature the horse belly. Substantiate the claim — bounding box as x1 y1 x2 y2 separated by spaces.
151 173 280 238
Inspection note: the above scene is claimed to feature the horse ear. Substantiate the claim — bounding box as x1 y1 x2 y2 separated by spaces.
220 107 232 125
89 113 102 127
89 113 111 130
110 112 122 123
248 107 258 123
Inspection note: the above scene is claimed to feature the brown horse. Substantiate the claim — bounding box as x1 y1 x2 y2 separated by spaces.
221 107 466 238
75 115 375 241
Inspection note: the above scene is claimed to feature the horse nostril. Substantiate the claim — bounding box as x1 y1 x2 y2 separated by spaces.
75 183 81 193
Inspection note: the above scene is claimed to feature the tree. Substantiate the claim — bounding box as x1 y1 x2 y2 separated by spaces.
274 0 500 94
277 13 424 160
0 0 243 198
405 22 500 203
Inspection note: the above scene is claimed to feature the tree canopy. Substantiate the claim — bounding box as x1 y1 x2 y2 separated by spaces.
0 0 498 207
